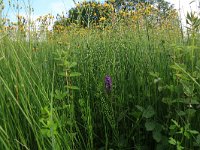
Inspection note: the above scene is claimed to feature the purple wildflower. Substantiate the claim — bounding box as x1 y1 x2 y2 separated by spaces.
105 75 112 93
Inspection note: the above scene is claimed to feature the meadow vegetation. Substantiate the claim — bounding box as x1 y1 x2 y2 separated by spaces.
1 0 200 149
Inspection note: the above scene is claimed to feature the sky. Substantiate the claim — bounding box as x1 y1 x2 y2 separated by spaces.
2 0 104 20
1 0 200 23
167 0 200 21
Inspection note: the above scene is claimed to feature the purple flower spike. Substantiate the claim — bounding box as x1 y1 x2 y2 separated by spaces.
105 75 112 93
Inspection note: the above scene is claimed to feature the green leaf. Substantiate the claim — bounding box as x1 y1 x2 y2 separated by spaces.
196 134 200 145
169 125 177 130
184 130 190 139
153 131 162 143
145 120 156 131
149 71 159 78
155 123 163 132
41 129 50 137
68 72 81 77
181 80 194 97
174 98 199 105
186 108 196 117
162 98 174 105
143 105 155 119
169 137 176 145
177 111 186 116
117 109 128 122
171 119 180 128
135 105 144 112
177 141 184 150
54 90 67 100
188 130 199 135
58 72 67 77
66 85 79 90
175 73 189 81
69 62 77 68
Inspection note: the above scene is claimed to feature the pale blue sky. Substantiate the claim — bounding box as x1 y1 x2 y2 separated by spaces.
2 0 104 21
2 0 199 22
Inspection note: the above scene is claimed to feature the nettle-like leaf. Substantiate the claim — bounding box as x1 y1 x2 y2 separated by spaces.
153 130 162 143
186 108 196 117
65 85 80 90
58 72 67 77
196 134 200 145
68 72 81 77
54 89 67 100
162 97 174 105
177 97 199 105
149 71 159 78
69 62 77 68
169 137 176 145
135 105 144 112
180 80 194 97
188 129 199 135
171 119 180 128
142 105 155 119
177 111 186 117
145 120 156 131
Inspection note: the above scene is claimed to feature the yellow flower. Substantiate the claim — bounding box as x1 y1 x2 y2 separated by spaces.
104 3 109 8
92 3 96 7
109 0 115 3
99 17 106 22
76 3 80 7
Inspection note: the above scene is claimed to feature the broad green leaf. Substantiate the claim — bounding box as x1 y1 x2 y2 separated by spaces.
143 106 155 119
149 72 159 78
68 72 81 77
153 131 162 143
155 123 163 132
184 130 190 139
117 109 128 122
186 108 196 117
162 98 174 105
171 119 180 128
66 85 79 90
175 73 189 81
196 134 200 145
169 137 176 145
58 72 67 77
177 141 184 150
188 130 199 135
174 98 199 105
69 62 77 68
145 120 156 131
135 105 144 112
177 111 186 116
181 80 194 97
169 125 176 130
54 90 67 100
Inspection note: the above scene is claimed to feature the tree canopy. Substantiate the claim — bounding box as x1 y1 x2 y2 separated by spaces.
53 0 176 30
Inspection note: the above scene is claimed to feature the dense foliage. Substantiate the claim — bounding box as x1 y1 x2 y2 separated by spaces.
1 0 200 150
54 0 174 29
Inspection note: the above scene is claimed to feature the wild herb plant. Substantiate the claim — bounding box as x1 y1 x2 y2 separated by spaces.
1 1 200 150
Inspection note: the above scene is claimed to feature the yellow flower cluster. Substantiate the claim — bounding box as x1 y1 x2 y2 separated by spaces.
99 17 106 22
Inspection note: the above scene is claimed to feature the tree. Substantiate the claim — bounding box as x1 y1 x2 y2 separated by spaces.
113 0 154 11
156 0 174 17
53 0 176 30
54 1 114 29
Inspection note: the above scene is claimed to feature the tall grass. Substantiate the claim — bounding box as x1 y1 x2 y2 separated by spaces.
1 1 200 150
